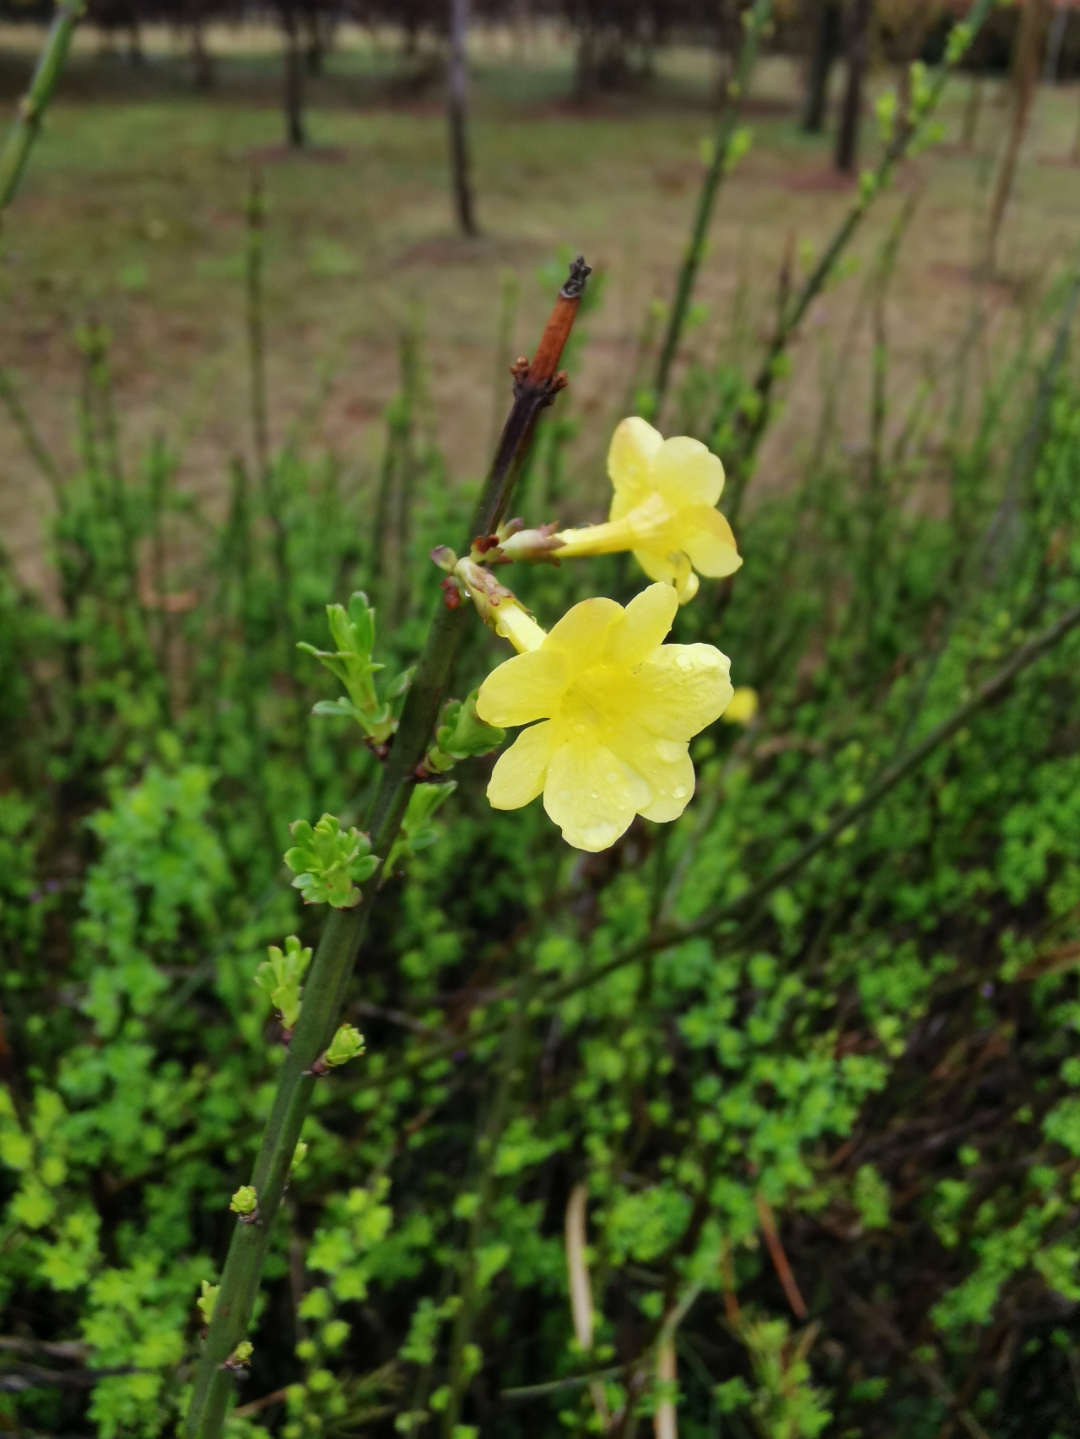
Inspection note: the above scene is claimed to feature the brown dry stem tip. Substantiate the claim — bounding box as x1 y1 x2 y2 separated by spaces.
527 255 591 385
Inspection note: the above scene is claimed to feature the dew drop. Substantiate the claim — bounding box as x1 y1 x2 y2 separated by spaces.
658 787 667 797
673 784 688 799
590 791 599 800
676 654 692 670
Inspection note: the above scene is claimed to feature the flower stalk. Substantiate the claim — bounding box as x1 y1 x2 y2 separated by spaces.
184 257 591 1439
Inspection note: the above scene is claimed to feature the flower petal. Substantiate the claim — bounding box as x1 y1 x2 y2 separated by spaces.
545 596 623 669
608 417 663 517
651 436 724 509
624 491 675 545
476 648 569 728
606 718 696 823
680 506 742 579
543 737 648 852
487 721 560 809
632 545 678 586
605 582 678 669
632 643 733 741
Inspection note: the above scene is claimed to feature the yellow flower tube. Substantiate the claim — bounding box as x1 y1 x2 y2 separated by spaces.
475 583 733 852
504 417 742 604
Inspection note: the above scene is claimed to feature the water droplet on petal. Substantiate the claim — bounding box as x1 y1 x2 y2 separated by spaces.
676 654 692 670
590 791 598 800
673 784 688 799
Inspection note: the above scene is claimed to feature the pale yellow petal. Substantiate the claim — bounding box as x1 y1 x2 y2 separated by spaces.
680 506 742 579
632 545 678 586
604 582 678 669
651 436 724 509
608 417 663 517
545 596 623 670
673 558 699 604
632 643 733 741
639 755 696 822
543 737 647 852
476 648 569 728
606 717 696 823
624 491 675 545
487 721 560 810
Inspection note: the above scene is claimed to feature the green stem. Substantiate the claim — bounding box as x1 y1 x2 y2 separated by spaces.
651 0 772 418
184 257 591 1439
723 0 997 527
0 0 83 214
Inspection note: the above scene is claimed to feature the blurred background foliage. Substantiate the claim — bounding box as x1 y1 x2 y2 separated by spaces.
3 2 1080 1438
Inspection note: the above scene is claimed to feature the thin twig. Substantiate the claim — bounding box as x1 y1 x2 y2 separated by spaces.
501 1366 623 1402
724 0 998 526
652 0 773 416
845 1292 993 1439
755 1193 807 1320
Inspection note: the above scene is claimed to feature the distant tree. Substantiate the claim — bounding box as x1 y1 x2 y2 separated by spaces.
278 0 307 147
986 0 1053 269
447 0 478 234
802 0 843 132
835 0 875 171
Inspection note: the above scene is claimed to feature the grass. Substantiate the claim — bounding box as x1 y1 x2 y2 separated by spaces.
1 23 1079 585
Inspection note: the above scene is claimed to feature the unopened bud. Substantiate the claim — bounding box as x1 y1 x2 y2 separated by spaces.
498 524 566 564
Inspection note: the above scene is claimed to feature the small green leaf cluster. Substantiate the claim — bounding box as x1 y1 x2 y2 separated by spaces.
422 692 504 775
299 592 411 744
386 782 457 874
254 934 312 1029
284 815 380 908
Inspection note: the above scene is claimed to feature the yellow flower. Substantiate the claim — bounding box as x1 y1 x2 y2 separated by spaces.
475 583 733 852
552 417 741 603
721 686 759 726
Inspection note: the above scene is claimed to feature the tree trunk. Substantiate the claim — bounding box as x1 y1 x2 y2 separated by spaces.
986 0 1051 270
961 71 984 147
447 0 478 236
835 0 875 173
1044 3 1067 83
127 9 143 64
190 20 214 90
803 0 842 133
281 0 307 149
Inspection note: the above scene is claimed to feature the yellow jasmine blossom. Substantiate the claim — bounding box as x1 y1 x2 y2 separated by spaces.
475 583 733 852
722 686 759 726
550 417 741 604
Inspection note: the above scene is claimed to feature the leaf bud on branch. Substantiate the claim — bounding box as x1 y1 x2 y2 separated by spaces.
284 816 380 908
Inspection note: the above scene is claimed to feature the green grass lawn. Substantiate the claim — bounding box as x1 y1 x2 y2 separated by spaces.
1 24 1079 582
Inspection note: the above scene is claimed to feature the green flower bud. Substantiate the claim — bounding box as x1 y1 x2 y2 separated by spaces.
196 1280 219 1324
230 1184 258 1216
322 1024 365 1070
